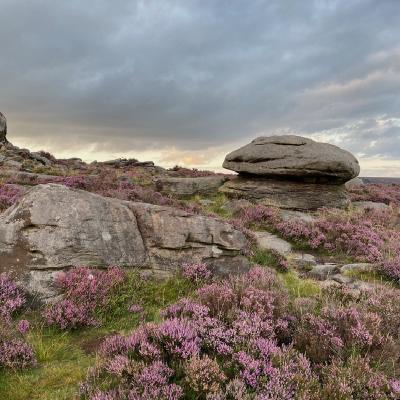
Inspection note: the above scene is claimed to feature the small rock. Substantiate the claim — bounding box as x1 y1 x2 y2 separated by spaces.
3 159 22 170
340 263 374 274
331 274 355 285
31 152 53 166
198 199 214 207
253 231 292 256
290 253 317 270
280 210 316 223
345 177 364 189
309 263 339 280
352 201 389 211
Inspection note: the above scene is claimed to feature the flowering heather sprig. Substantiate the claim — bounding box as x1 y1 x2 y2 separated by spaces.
185 355 226 395
0 272 26 323
182 262 212 283
16 319 30 335
0 339 37 370
157 318 200 359
128 304 144 314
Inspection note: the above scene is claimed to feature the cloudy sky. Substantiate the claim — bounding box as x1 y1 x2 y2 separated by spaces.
1 0 400 175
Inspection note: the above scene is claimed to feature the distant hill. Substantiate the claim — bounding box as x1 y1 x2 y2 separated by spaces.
362 177 400 184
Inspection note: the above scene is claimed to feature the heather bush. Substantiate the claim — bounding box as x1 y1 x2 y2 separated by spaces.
0 184 22 210
43 266 125 330
234 203 400 282
0 273 36 370
181 262 212 283
0 272 26 322
319 355 399 399
80 266 400 399
349 183 400 206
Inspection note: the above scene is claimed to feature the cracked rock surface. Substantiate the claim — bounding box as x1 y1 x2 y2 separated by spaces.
0 184 249 299
223 135 360 183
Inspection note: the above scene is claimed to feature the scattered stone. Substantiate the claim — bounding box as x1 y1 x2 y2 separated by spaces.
31 152 53 166
223 135 360 183
156 176 228 197
340 263 375 274
2 160 22 170
0 111 7 143
331 274 355 285
309 263 339 280
219 176 349 210
227 199 253 215
198 199 214 207
352 201 389 212
290 253 317 270
345 177 364 189
252 231 292 256
0 184 250 299
280 210 316 223
99 158 155 168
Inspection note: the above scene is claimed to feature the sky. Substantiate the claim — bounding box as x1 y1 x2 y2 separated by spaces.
1 0 400 176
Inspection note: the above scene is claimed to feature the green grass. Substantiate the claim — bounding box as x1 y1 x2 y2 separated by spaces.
0 327 94 400
250 248 282 269
343 268 398 287
279 270 321 298
188 193 232 219
0 271 195 400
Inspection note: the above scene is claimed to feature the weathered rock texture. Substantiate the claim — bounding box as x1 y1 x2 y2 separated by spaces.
156 176 228 197
219 176 349 210
0 184 249 299
223 135 360 183
0 112 7 143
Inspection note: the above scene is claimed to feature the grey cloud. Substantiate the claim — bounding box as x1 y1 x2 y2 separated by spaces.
0 0 400 162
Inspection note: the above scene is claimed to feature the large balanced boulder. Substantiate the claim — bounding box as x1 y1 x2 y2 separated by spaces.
223 135 359 183
0 184 249 299
219 176 349 210
156 176 228 197
0 112 7 143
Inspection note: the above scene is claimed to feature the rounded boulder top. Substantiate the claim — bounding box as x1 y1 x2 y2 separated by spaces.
0 112 7 143
223 135 360 183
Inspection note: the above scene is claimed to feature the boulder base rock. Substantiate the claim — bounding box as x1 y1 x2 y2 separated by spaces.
0 184 249 299
0 112 7 143
253 231 292 255
219 176 349 210
156 176 228 197
223 135 359 183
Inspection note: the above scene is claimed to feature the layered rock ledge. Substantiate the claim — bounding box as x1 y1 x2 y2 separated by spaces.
0 184 249 299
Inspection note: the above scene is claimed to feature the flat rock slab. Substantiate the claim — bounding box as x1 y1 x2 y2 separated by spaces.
253 231 292 256
0 184 250 299
340 263 375 274
309 263 339 280
280 210 316 223
290 253 317 270
223 135 360 183
352 201 389 212
156 176 228 197
331 274 355 285
219 176 349 210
